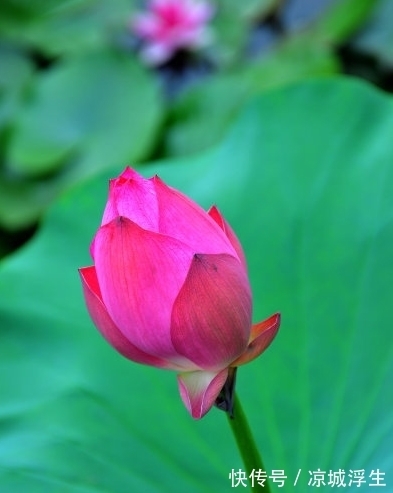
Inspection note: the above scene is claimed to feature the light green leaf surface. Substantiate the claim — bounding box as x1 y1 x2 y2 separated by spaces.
1 78 393 492
0 49 163 229
0 44 33 128
0 0 136 55
7 50 162 177
166 34 338 156
168 0 377 158
211 0 278 65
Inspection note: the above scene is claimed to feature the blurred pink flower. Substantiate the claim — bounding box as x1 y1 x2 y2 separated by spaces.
131 0 214 65
79 167 280 418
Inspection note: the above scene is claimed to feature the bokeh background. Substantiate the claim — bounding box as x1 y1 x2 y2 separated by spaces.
1 1 392 491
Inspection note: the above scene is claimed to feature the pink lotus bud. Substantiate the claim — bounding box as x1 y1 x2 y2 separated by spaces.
130 0 214 65
79 167 280 418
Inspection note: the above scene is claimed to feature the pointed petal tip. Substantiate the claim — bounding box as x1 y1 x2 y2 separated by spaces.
207 205 247 268
108 167 145 190
231 312 281 367
119 165 138 179
177 369 228 419
207 204 219 215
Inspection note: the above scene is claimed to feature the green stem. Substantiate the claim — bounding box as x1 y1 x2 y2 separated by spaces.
227 393 272 492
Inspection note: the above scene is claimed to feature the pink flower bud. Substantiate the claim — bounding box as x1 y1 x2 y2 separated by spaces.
130 0 214 65
79 167 280 418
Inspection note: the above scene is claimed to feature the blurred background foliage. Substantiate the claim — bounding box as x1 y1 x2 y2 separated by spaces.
1 1 393 492
1 0 393 253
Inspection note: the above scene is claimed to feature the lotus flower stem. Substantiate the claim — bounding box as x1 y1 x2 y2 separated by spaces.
227 393 272 492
